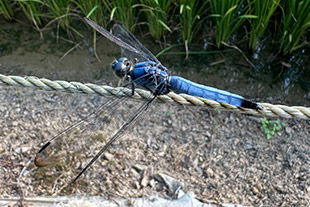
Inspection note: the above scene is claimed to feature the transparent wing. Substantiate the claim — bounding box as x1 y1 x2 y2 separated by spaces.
110 22 161 64
72 96 156 183
84 18 162 65
34 95 126 168
34 85 156 183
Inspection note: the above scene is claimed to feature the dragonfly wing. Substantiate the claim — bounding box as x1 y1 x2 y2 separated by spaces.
34 95 126 168
84 18 163 65
85 18 142 57
72 96 157 183
111 22 162 64
33 80 155 184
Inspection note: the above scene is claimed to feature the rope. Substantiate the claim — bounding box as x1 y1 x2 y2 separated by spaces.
0 74 309 120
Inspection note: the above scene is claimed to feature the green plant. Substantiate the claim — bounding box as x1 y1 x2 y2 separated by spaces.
279 0 310 54
16 0 44 26
101 0 137 31
45 0 71 31
249 0 280 50
141 0 172 40
75 0 104 25
9 0 310 55
261 117 286 139
82 4 106 61
0 0 14 20
179 0 208 57
209 0 254 48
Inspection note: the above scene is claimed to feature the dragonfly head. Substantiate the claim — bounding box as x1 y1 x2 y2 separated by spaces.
111 57 132 79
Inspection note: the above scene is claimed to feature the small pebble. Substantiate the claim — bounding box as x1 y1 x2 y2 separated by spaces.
195 167 203 175
244 140 253 150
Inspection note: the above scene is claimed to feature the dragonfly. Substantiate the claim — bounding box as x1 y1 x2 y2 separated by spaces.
34 17 260 183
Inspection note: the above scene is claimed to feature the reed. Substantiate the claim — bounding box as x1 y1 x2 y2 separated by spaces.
45 0 71 31
6 0 310 56
101 0 137 31
141 0 172 40
0 0 14 20
179 0 208 57
78 2 106 61
209 0 253 48
249 0 280 50
16 0 44 26
279 0 310 54
75 0 105 25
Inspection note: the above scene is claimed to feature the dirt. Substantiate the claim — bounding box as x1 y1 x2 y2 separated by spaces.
0 81 310 206
0 19 310 207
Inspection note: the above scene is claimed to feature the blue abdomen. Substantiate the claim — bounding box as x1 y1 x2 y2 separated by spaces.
169 76 244 107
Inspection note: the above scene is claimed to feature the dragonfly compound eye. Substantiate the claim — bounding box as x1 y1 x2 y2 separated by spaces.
111 57 131 78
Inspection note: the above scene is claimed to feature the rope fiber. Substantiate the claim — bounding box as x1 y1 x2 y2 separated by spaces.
1 74 309 120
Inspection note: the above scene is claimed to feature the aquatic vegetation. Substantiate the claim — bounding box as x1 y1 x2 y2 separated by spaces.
249 0 280 50
179 0 208 57
279 0 310 54
0 0 14 20
79 2 106 61
45 0 71 31
101 0 137 31
1 0 309 56
141 0 172 40
16 0 44 26
74 0 105 26
209 0 253 48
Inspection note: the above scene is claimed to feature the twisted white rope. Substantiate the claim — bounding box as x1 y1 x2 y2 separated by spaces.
1 74 309 120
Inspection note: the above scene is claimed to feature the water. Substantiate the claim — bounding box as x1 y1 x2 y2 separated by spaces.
0 19 309 107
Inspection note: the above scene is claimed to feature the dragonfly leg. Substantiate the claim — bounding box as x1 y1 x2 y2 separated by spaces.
122 81 136 97
130 82 135 96
154 78 169 95
34 92 128 167
71 96 157 183
122 71 157 96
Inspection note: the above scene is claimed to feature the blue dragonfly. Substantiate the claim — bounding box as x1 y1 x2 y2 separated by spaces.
34 18 260 183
